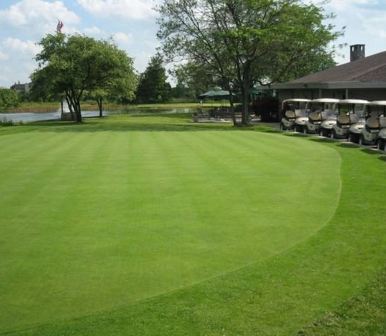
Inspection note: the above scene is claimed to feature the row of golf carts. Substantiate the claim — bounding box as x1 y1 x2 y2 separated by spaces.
280 98 386 151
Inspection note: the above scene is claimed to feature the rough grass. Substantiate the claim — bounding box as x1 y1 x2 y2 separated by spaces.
0 114 385 335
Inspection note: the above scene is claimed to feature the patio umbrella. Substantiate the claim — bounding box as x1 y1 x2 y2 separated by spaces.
198 89 233 100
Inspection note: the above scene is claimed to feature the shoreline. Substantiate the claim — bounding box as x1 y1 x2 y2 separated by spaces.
2 102 229 114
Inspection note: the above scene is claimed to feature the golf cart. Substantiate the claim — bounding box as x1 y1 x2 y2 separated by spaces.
280 99 310 131
359 101 386 146
332 99 369 141
304 98 339 134
376 115 386 151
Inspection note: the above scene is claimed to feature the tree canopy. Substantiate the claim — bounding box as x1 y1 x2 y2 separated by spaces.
157 0 340 125
31 33 137 122
136 55 171 104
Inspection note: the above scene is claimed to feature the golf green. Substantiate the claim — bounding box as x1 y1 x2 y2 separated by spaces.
0 114 384 335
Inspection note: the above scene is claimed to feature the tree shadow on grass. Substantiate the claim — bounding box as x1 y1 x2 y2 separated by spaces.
361 147 381 155
309 137 336 144
282 132 308 138
337 142 359 148
378 155 386 162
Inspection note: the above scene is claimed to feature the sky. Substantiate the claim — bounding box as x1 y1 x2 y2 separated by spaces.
0 0 386 87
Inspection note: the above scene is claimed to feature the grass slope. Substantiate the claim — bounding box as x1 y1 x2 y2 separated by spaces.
0 115 385 335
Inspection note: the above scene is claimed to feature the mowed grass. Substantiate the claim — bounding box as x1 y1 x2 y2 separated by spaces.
0 114 385 335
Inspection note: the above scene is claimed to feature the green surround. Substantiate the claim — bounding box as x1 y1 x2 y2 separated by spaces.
0 114 384 335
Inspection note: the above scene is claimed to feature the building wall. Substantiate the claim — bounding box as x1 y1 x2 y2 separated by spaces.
347 89 386 100
276 89 319 100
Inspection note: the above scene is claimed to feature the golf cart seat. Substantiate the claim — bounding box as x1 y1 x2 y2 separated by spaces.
337 114 350 125
367 117 380 129
294 109 305 117
320 111 330 120
285 110 296 119
380 116 386 128
309 111 321 122
349 114 360 124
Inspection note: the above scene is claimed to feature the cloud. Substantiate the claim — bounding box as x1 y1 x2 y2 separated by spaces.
0 0 80 34
84 26 104 36
3 38 41 56
328 0 378 10
320 0 386 63
77 0 159 20
0 51 9 61
0 37 41 86
112 32 133 45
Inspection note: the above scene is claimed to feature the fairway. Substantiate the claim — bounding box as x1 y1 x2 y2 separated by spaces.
0 114 385 335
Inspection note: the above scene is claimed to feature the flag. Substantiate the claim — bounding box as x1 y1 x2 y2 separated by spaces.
56 20 63 33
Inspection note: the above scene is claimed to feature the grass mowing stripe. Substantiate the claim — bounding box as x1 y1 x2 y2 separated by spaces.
0 132 91 208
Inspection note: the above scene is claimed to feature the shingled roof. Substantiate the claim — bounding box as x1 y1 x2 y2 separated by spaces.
273 50 386 89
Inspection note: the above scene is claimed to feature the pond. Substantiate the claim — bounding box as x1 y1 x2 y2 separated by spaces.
0 107 204 124
0 110 106 124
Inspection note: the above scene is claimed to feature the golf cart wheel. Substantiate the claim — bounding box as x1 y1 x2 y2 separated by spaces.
359 135 365 146
378 139 385 151
280 123 285 131
348 133 357 143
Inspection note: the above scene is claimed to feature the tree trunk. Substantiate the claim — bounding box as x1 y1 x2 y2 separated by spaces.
242 93 249 125
97 98 103 118
65 96 75 121
228 90 237 126
71 98 82 123
239 62 252 126
241 80 250 126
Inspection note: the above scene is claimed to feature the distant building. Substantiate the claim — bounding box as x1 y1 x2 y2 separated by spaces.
10 82 31 94
273 45 386 101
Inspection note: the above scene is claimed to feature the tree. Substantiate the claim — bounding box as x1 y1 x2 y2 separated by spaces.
89 72 138 117
136 55 171 103
157 0 340 125
172 62 219 99
0 88 19 111
31 33 136 122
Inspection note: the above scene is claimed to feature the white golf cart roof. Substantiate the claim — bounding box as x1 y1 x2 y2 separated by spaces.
369 100 386 106
338 99 369 105
282 99 311 103
310 98 340 103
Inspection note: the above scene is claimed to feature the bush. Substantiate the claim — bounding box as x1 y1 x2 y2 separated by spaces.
0 88 19 111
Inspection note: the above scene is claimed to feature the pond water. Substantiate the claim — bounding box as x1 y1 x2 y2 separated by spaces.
0 108 201 124
0 111 106 124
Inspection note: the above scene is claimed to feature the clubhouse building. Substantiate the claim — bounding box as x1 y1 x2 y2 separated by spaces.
273 45 386 101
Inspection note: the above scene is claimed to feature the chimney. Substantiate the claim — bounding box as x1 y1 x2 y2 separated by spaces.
350 44 365 62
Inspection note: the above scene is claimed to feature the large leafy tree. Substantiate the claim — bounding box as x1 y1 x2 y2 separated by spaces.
136 55 171 104
157 0 340 125
31 33 136 122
